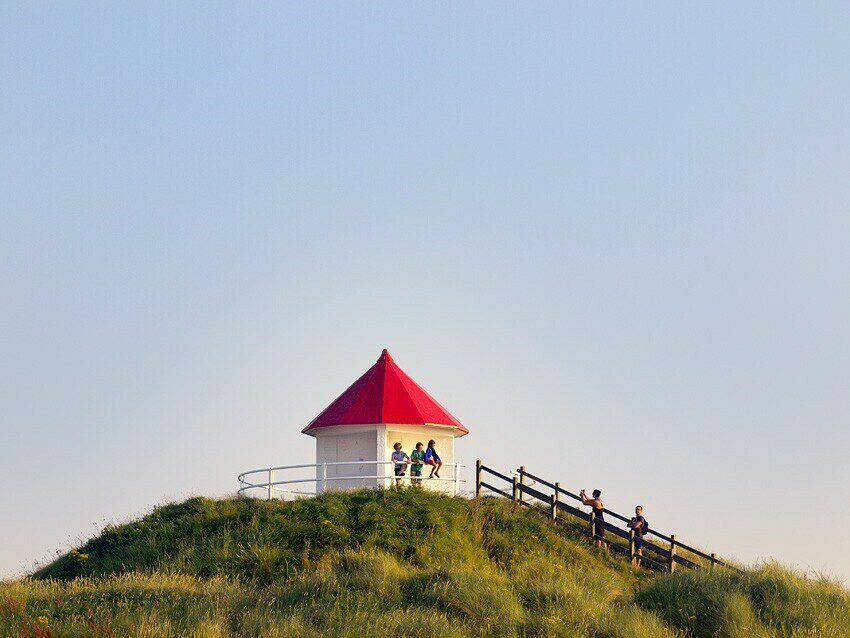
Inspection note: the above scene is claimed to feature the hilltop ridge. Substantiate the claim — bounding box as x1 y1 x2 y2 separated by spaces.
4 489 849 637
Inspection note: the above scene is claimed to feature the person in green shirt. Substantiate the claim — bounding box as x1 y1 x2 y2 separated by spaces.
409 442 425 486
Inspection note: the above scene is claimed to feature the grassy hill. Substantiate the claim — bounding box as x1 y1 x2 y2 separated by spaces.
3 489 848 637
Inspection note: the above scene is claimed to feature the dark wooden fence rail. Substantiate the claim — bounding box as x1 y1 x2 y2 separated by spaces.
475 460 742 574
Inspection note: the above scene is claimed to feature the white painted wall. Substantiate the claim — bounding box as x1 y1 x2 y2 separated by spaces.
312 423 460 494
314 425 382 492
384 425 456 494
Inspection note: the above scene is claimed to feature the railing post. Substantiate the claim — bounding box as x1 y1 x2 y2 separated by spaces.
551 482 560 522
589 508 596 539
518 466 525 506
267 469 273 501
475 460 482 497
710 552 716 572
321 463 327 494
454 464 461 496
668 534 677 573
629 528 635 566
512 473 519 504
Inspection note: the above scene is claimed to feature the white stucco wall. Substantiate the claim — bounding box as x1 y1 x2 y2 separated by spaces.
383 425 456 494
312 423 460 494
314 425 383 492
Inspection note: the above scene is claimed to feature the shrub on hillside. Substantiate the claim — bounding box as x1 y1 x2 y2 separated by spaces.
635 564 850 638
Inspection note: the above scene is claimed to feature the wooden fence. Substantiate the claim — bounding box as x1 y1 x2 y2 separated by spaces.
476 461 742 574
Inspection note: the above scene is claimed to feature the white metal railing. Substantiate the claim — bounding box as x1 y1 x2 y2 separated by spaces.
238 460 465 500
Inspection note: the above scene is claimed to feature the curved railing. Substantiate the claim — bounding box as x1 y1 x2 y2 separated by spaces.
238 460 466 499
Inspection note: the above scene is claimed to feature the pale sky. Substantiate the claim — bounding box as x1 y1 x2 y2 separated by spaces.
2 3 849 584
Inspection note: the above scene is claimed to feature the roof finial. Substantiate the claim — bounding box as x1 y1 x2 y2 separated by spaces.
379 348 392 362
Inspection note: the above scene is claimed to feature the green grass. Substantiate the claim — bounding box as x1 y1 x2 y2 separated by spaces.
636 564 850 637
2 490 847 637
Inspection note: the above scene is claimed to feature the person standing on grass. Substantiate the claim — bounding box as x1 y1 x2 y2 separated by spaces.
391 442 410 488
409 442 425 486
628 505 648 567
424 439 442 478
580 488 606 548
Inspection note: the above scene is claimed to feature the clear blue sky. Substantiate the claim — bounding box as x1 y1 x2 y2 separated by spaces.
2 3 849 583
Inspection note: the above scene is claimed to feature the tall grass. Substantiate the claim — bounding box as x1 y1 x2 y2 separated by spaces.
635 563 850 638
3 490 846 637
34 489 490 583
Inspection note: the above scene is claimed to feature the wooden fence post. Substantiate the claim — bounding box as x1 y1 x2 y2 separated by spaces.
710 553 716 572
629 528 635 566
512 473 519 504
668 534 677 573
475 460 482 497
589 508 596 540
551 482 560 523
518 466 525 506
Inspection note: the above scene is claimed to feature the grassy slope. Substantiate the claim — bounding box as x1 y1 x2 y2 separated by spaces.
2 490 848 638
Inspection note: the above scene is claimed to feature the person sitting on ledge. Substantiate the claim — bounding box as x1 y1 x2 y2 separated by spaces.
410 442 425 486
391 442 410 489
424 439 442 478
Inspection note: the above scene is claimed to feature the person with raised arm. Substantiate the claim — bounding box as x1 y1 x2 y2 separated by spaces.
580 488 606 548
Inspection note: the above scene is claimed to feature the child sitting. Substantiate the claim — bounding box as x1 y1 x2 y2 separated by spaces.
424 439 442 478
410 442 425 485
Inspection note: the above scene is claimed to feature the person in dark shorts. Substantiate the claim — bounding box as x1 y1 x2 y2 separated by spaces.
391 442 410 489
580 488 606 548
628 505 648 567
409 442 425 486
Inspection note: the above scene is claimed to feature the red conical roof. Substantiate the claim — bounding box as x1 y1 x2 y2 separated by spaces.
302 349 468 436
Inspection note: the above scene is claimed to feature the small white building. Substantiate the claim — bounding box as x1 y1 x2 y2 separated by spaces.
302 349 468 494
